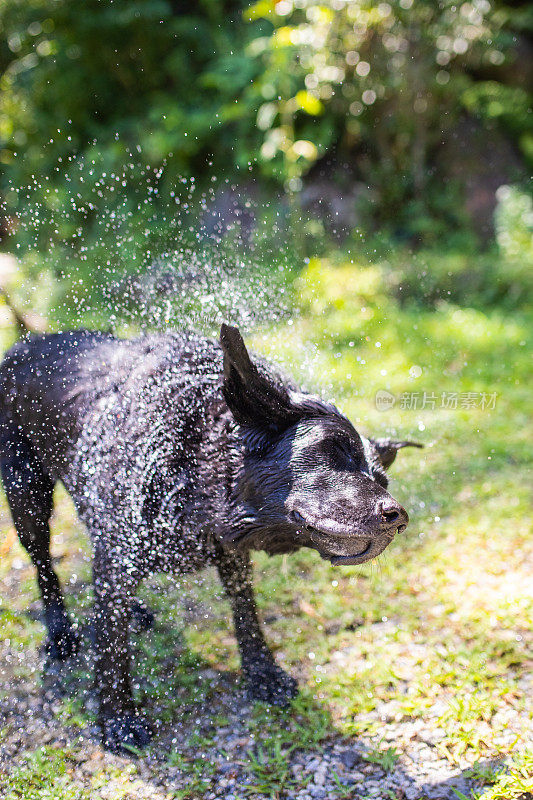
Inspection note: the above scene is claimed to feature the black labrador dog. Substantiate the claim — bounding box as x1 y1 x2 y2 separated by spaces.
0 325 420 752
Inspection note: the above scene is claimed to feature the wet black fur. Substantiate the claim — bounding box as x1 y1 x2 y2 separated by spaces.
0 325 421 752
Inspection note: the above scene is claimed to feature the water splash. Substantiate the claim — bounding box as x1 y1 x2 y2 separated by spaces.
3 157 295 337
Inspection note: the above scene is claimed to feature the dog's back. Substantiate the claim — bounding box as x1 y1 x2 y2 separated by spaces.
0 330 231 571
0 330 116 476
0 329 223 480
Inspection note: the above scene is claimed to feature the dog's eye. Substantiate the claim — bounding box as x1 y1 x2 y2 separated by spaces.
337 444 359 468
319 437 361 470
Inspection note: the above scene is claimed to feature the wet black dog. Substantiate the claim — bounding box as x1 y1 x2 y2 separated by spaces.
0 325 420 752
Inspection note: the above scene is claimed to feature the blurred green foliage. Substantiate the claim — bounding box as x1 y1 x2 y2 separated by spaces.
0 0 255 177
0 0 531 246
380 185 533 308
246 1 504 179
494 184 533 264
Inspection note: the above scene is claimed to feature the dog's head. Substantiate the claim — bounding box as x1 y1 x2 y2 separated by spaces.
220 324 422 565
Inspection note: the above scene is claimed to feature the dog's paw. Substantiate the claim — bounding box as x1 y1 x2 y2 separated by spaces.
44 627 79 661
101 713 152 754
44 603 79 661
130 600 155 632
244 661 298 706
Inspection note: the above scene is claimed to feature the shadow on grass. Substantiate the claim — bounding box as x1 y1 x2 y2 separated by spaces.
0 583 495 800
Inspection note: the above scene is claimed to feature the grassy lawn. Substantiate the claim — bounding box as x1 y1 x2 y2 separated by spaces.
0 257 531 800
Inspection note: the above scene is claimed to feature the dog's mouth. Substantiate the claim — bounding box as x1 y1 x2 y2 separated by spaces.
316 538 377 565
324 540 373 565
291 511 386 565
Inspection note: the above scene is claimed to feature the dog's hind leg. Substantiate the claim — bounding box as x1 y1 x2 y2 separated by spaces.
92 543 152 753
0 421 78 660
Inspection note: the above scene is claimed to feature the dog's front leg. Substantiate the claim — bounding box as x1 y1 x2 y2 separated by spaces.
217 549 297 705
93 545 152 753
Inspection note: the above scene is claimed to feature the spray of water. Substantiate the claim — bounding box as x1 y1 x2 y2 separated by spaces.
3 157 296 338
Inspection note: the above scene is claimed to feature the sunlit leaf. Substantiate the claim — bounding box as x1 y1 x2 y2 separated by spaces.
257 102 278 131
273 26 296 47
243 0 276 21
291 139 318 160
295 90 323 115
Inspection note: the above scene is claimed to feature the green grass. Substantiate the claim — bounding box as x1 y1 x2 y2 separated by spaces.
0 255 531 799
2 746 88 800
362 742 400 772
463 749 533 799
1 746 158 800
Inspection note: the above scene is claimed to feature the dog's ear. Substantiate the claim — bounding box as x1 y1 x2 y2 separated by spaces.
220 323 301 433
371 438 424 469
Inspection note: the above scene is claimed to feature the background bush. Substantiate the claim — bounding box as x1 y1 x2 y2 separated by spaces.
0 0 531 318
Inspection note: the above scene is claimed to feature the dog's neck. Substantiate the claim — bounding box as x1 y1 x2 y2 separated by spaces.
195 404 241 530
195 408 258 544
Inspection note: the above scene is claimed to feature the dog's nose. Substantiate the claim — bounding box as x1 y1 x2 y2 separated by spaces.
378 501 409 533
